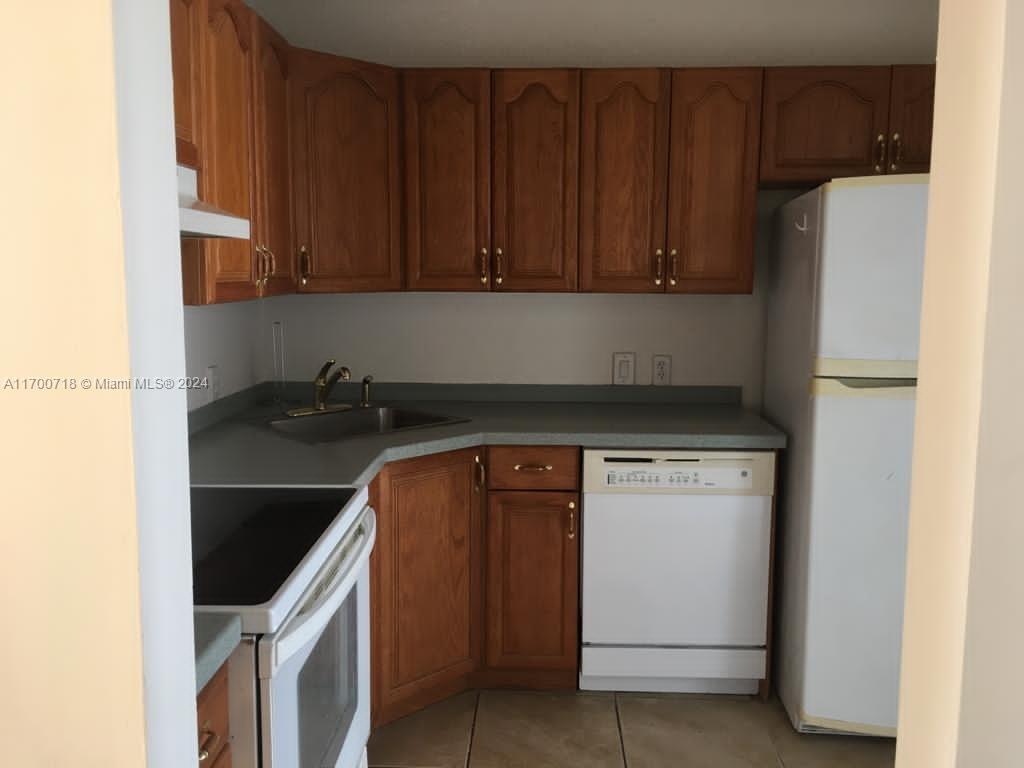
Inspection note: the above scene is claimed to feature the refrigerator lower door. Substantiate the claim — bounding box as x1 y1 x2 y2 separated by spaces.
799 377 916 736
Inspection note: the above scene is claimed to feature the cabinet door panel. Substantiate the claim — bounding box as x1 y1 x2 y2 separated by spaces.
253 19 294 296
170 0 201 167
185 0 258 304
371 449 483 725
493 70 579 291
291 51 402 292
760 67 891 183
667 68 762 293
579 70 669 292
486 491 578 671
888 65 935 174
405 70 491 291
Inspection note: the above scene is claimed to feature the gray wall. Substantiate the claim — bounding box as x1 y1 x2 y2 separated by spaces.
183 190 802 410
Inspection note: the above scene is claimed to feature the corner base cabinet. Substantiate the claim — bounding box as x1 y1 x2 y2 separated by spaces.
370 449 484 726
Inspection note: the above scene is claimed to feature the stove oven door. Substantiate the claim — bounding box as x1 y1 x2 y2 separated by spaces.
257 507 375 768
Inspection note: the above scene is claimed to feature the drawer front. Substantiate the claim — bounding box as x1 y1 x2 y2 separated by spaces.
197 663 230 766
487 446 580 491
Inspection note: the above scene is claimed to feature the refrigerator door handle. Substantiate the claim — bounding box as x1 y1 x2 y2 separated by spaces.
811 378 917 398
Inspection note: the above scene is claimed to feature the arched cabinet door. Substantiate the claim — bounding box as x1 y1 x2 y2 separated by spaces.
667 68 762 294
579 69 670 293
290 49 402 292
492 70 580 292
887 65 935 174
184 0 259 304
404 70 491 291
252 18 295 296
760 67 892 183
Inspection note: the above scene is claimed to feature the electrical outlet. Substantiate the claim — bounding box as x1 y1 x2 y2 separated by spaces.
612 352 636 385
653 355 672 386
206 364 221 402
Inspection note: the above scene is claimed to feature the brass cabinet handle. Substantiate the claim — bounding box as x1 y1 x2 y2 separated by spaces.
299 245 310 286
654 249 664 286
513 463 553 472
479 247 489 285
889 132 903 171
255 245 266 289
568 501 576 540
475 454 486 491
267 248 276 278
873 133 887 173
198 727 219 762
494 248 504 286
669 248 678 287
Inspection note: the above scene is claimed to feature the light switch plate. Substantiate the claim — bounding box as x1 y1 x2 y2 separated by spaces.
612 352 636 385
653 354 672 386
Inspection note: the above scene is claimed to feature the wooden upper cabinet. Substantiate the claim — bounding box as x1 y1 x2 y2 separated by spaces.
667 68 762 294
183 0 258 305
579 70 670 292
485 491 579 674
252 18 294 296
291 50 402 292
404 70 491 291
493 70 580 292
887 65 935 174
170 0 201 167
760 66 892 183
371 448 484 726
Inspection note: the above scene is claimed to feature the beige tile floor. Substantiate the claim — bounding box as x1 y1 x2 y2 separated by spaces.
368 691 895 768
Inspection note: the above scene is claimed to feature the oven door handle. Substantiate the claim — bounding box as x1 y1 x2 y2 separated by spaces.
272 507 376 670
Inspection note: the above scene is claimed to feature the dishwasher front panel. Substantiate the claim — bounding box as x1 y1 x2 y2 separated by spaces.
581 491 772 647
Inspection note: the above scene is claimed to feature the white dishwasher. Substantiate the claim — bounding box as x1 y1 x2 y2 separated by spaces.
580 449 775 695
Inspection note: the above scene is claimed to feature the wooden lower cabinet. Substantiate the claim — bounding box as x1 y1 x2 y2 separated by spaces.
196 662 231 766
370 448 485 726
482 490 579 686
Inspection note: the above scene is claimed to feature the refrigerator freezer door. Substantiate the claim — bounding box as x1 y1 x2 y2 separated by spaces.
800 378 915 735
814 177 928 375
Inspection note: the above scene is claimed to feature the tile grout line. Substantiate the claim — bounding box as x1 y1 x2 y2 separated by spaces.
464 690 482 768
613 693 629 768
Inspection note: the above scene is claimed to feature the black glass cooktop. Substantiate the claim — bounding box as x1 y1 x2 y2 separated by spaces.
191 487 357 606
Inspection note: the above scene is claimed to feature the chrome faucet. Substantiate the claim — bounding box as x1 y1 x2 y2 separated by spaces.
360 375 374 408
314 358 351 410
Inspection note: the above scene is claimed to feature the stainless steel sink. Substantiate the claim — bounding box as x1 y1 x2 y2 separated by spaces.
268 406 467 444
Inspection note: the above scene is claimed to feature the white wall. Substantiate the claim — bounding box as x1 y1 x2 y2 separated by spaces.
896 0 1024 765
184 191 799 410
112 0 198 766
247 0 937 67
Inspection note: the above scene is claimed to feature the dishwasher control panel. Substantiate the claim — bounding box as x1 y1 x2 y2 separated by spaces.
604 466 752 490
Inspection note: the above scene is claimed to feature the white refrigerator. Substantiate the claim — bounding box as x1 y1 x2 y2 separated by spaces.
763 175 929 737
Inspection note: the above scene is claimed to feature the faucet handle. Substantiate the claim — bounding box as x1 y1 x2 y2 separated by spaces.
362 374 374 384
338 366 352 381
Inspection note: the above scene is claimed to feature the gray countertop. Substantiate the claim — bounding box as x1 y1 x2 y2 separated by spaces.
194 612 241 693
190 397 786 487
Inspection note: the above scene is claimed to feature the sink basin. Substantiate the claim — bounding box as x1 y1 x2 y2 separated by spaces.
268 406 467 444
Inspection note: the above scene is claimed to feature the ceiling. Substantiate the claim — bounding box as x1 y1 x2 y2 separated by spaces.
246 0 939 68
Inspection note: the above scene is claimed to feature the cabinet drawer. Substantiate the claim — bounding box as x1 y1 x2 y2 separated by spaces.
487 446 580 491
197 663 230 766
